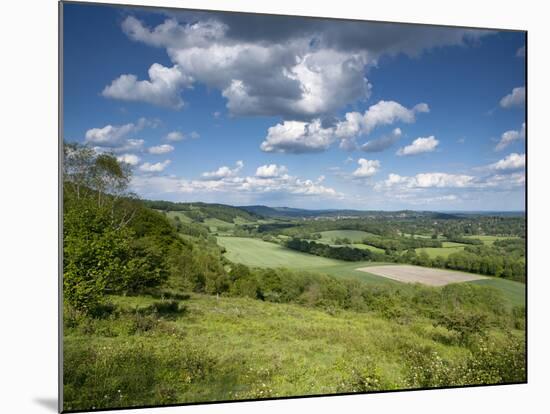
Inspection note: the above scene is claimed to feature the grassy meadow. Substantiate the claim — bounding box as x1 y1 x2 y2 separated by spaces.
64 289 525 411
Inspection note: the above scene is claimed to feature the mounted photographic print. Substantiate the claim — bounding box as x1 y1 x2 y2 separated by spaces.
60 1 527 412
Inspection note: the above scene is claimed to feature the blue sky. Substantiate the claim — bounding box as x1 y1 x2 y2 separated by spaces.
63 2 526 211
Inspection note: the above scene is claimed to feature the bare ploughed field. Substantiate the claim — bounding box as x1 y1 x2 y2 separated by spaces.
357 265 487 286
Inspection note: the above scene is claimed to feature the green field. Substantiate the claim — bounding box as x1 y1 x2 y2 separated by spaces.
401 233 434 239
464 235 521 246
441 241 468 248
316 230 384 254
415 246 465 258
218 236 343 268
470 278 525 307
415 241 469 258
204 218 236 232
164 211 193 223
352 243 385 254
319 230 373 242
218 236 394 284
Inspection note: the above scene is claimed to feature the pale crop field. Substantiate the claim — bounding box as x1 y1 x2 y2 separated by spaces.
358 265 487 286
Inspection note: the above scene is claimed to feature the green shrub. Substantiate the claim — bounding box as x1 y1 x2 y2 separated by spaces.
63 200 173 314
435 309 489 345
63 340 218 411
404 345 456 388
63 204 134 313
88 302 118 319
145 290 191 301
150 300 184 315
512 306 526 330
335 356 388 392
127 313 158 334
458 336 526 384
404 335 526 389
135 300 186 318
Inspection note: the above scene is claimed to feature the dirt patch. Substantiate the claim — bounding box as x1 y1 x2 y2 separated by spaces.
357 265 487 286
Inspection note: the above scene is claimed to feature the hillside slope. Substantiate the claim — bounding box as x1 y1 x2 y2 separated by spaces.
64 293 525 411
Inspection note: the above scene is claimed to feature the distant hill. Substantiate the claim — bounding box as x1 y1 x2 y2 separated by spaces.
143 200 260 223
239 205 461 220
144 200 519 222
443 211 526 218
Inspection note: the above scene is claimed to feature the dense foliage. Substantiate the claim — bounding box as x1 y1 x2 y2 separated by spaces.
285 238 379 261
63 143 186 313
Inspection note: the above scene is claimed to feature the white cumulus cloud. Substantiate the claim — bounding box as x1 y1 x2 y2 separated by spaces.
499 86 525 108
85 118 148 146
352 158 381 178
148 144 174 154
165 131 184 142
108 16 372 118
106 14 483 120
132 162 341 200
377 172 475 189
116 154 141 166
489 153 525 171
84 118 154 154
165 130 200 142
335 101 429 149
85 123 135 146
495 123 525 151
109 139 144 154
396 136 439 156
255 164 288 178
361 128 402 152
102 63 191 109
260 100 428 154
139 160 171 173
201 160 244 180
260 119 334 153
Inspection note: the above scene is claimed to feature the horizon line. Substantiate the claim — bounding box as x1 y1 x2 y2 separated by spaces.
144 198 525 214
